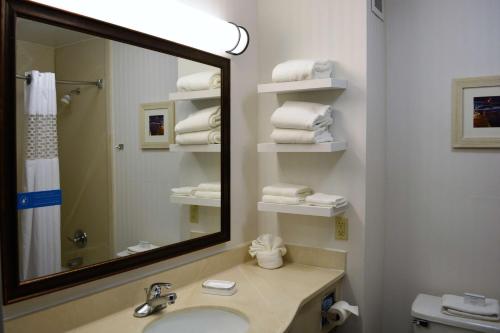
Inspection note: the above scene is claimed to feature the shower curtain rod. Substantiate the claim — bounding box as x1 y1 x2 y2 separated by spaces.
16 74 104 89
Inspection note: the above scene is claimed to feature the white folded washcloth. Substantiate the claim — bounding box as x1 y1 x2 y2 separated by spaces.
176 70 221 91
262 195 304 205
175 106 221 134
271 128 333 144
175 127 220 145
128 241 159 253
197 182 221 192
305 193 348 208
193 191 221 199
271 101 333 131
272 59 334 83
262 183 313 198
442 294 500 322
171 186 197 196
249 234 287 257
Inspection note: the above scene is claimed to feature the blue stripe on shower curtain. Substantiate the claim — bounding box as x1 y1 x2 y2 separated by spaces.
17 189 62 210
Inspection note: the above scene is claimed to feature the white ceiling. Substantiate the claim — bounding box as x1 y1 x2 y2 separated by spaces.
16 18 95 48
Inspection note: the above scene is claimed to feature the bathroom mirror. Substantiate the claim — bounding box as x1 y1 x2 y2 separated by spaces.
0 0 230 303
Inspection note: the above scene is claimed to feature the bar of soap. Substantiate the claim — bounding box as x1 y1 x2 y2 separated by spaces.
202 280 237 296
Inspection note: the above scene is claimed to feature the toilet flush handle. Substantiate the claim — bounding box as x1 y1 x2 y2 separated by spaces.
412 318 429 327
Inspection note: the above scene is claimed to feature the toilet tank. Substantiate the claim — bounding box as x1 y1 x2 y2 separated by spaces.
412 294 500 333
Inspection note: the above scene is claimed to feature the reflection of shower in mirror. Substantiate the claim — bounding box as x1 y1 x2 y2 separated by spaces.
60 87 80 105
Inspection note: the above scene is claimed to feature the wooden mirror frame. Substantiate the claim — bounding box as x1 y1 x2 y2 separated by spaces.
0 0 230 304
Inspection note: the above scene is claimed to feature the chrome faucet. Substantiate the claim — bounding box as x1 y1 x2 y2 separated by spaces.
134 282 177 318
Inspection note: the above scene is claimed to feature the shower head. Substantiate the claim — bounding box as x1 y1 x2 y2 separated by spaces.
60 88 81 105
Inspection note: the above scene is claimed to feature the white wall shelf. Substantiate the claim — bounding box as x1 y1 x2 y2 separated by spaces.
170 196 221 207
257 141 347 153
170 144 221 152
257 202 346 217
169 89 220 101
257 78 347 94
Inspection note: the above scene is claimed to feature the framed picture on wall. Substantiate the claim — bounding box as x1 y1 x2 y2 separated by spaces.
139 101 175 149
371 0 384 21
452 76 500 148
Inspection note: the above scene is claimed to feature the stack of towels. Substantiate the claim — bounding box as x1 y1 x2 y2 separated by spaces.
174 106 221 145
262 183 348 208
176 70 221 92
270 101 334 144
248 234 287 269
171 182 221 200
271 59 335 83
442 294 500 322
262 183 313 205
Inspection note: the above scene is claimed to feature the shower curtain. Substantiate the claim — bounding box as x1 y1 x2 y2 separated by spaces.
20 70 62 280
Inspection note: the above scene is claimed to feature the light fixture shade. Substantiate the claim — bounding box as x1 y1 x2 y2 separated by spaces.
28 0 249 56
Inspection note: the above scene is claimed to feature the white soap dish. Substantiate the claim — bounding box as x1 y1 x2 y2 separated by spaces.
202 280 237 296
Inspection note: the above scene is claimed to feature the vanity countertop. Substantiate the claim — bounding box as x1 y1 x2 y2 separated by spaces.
66 261 344 333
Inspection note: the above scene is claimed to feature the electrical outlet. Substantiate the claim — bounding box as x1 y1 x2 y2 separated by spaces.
189 206 199 224
335 215 348 240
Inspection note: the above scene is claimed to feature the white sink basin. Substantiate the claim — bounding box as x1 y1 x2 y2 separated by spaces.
143 307 249 333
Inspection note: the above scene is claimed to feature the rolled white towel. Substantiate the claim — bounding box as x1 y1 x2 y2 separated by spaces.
171 186 197 196
175 106 220 134
305 193 347 208
271 101 332 131
271 128 333 144
262 195 304 205
197 182 221 192
175 127 220 145
194 191 221 199
442 294 500 322
263 183 312 197
272 59 334 83
176 70 221 91
249 234 287 257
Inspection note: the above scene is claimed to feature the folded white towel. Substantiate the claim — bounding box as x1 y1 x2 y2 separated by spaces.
263 183 313 197
305 193 347 208
197 182 221 192
272 59 334 83
262 195 304 205
176 127 220 145
271 128 333 144
176 70 221 91
128 241 159 253
442 294 500 322
175 106 221 134
271 101 333 131
249 234 287 257
171 186 197 196
194 191 221 199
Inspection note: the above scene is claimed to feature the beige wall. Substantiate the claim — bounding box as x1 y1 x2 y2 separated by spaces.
256 0 367 332
55 38 112 267
383 0 500 332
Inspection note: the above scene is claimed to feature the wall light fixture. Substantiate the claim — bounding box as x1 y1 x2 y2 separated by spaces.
28 0 250 56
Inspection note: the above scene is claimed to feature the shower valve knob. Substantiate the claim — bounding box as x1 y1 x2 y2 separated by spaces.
67 230 88 248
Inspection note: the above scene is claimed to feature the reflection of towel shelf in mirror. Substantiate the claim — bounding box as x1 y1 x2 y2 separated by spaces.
257 141 347 153
169 89 221 101
170 196 221 207
257 78 347 94
170 144 221 152
257 202 347 217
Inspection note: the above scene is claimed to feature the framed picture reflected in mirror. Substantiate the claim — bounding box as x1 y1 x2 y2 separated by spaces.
140 101 175 149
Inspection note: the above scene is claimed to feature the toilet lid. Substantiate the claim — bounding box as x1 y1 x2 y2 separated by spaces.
412 294 500 333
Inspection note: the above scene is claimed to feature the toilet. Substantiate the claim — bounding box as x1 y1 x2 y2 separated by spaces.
412 294 500 333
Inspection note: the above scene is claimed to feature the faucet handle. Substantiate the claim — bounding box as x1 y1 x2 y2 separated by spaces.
147 282 173 299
